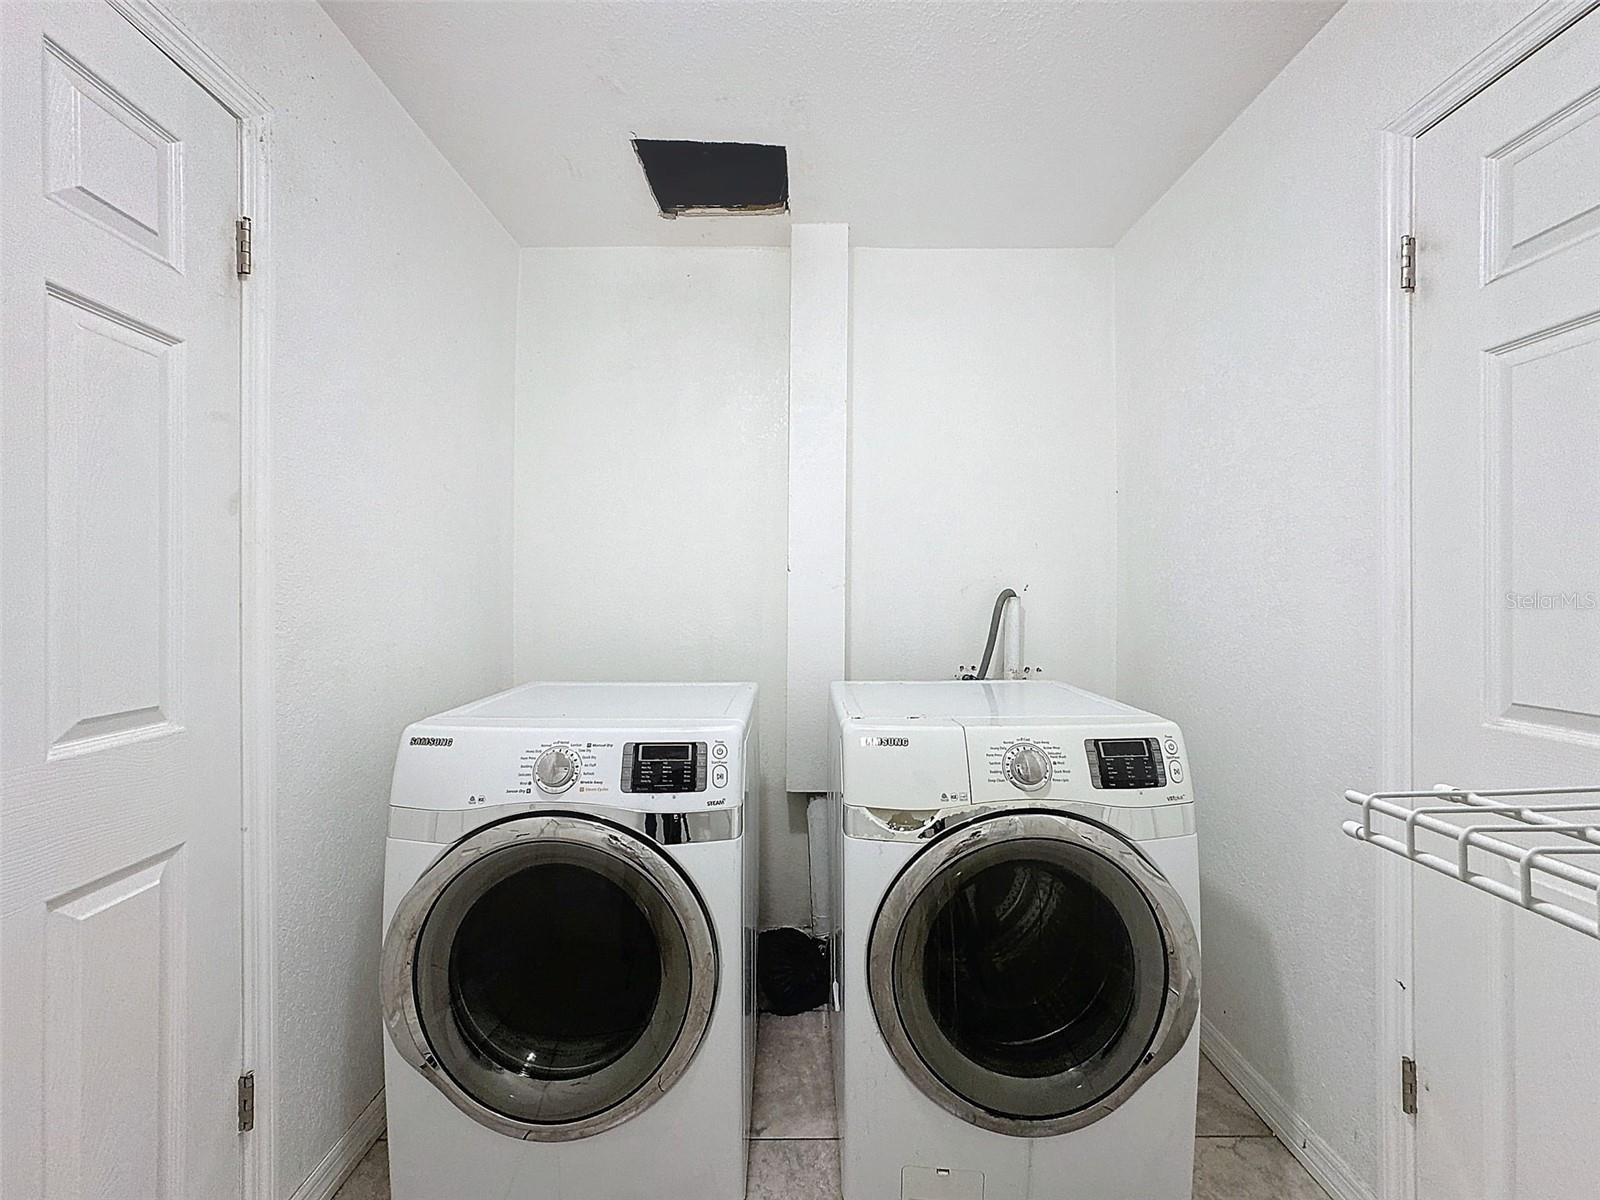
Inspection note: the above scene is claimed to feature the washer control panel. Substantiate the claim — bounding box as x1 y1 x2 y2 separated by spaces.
1085 737 1168 790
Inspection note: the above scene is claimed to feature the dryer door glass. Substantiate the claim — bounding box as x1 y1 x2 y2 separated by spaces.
387 814 718 1139
446 861 662 1080
868 811 1198 1135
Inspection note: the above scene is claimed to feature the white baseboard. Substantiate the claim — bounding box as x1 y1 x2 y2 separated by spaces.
287 1090 386 1200
1200 1019 1374 1200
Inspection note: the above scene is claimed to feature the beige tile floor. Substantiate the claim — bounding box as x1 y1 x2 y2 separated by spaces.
338 1012 1330 1199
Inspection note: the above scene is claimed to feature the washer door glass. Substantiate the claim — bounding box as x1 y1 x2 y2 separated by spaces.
387 814 717 1138
870 811 1197 1135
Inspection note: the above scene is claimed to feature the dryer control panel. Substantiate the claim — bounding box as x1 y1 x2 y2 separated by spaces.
390 725 743 813
622 742 708 793
513 736 731 803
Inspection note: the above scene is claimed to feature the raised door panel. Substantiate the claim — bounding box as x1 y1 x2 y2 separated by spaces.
1486 82 1600 280
44 37 181 268
1484 313 1600 737
45 287 184 756
44 853 183 1199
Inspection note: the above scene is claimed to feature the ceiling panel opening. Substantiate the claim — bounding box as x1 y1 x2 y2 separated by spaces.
632 139 789 217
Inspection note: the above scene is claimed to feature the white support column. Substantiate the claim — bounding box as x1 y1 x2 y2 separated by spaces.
785 224 849 792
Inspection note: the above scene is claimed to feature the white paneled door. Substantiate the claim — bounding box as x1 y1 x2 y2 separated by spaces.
1 3 245 1199
1411 13 1600 1200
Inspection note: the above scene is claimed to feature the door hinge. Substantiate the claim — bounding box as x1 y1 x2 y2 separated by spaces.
237 1070 255 1132
235 216 253 278
1401 1056 1418 1115
1399 233 1416 293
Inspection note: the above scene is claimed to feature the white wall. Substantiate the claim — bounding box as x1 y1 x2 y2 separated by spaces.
513 247 1119 927
1113 3 1529 1194
512 247 797 923
163 4 518 1195
850 250 1117 689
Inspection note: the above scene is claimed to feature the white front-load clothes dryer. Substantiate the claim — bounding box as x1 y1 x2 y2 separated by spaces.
380 682 758 1200
829 681 1201 1200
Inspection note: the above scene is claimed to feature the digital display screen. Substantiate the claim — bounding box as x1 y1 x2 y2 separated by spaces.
623 741 706 793
1099 739 1152 759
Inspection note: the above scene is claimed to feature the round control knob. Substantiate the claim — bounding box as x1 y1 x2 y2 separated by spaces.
1005 742 1051 792
534 747 579 794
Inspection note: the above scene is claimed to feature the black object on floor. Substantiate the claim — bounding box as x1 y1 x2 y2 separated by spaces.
758 927 829 1015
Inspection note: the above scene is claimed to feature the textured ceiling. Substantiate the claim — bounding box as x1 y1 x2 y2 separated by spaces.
323 1 1341 248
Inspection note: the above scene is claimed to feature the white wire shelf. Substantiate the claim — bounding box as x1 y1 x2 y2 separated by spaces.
1344 785 1600 940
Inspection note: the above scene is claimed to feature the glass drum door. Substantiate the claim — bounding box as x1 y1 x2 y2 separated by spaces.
868 810 1197 1136
382 813 718 1140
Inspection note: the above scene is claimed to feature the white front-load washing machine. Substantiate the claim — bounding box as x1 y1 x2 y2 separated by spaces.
829 681 1201 1200
380 682 758 1200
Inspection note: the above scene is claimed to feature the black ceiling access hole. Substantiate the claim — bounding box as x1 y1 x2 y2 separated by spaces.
631 140 788 218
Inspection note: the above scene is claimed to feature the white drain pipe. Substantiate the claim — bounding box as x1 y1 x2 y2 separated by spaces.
1001 593 1023 679
806 792 832 936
